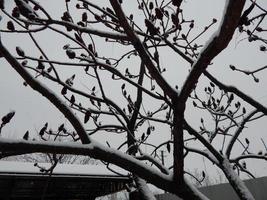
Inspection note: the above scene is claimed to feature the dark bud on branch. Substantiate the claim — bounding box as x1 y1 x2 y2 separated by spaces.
149 2 154 10
145 19 159 35
12 7 20 18
21 60 28 66
84 111 91 123
121 83 125 90
82 2 88 9
16 46 25 57
61 11 72 31
155 8 163 20
23 131 29 140
245 138 250 145
37 57 45 70
2 111 15 125
66 49 76 59
74 33 84 45
256 27 263 32
146 127 151 135
210 82 215 88
65 74 75 87
229 65 236 71
242 161 246 169
141 133 145 141
106 141 111 147
88 44 94 53
94 14 101 21
33 4 40 11
7 21 15 31
61 86 67 95
47 67 52 73
58 124 64 132
260 46 266 52
39 122 48 136
172 0 182 8
202 171 206 179
70 95 75 106
61 11 71 22
15 0 38 20
106 59 111 65
253 76 259 83
63 44 70 50
82 12 87 22
129 14 133 21
228 93 234 104
189 21 194 29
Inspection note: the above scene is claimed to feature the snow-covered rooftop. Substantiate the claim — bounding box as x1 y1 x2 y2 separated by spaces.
0 161 128 177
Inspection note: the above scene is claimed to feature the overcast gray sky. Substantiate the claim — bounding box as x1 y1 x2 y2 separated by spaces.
0 0 267 182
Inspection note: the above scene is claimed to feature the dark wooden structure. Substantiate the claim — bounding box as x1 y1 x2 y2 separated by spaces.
0 162 131 200
156 176 267 200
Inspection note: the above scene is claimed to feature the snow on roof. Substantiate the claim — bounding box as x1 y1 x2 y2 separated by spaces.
0 161 128 176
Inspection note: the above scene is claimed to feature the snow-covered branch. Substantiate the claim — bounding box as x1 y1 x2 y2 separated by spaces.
0 138 173 191
179 0 245 104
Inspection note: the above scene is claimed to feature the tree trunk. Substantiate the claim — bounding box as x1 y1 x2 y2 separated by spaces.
133 176 157 200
